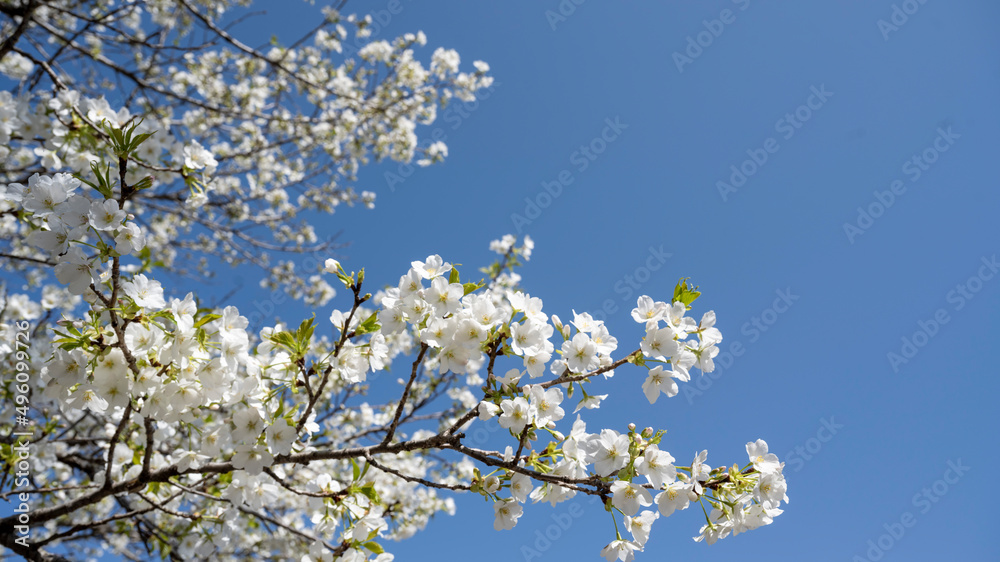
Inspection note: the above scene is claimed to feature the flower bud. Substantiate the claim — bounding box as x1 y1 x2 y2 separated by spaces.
628 423 636 432
484 475 500 494
687 490 699 502
642 427 654 438
551 314 563 331
478 401 499 421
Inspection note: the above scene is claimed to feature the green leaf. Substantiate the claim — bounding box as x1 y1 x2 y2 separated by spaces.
100 117 157 159
132 176 154 192
295 317 316 344
449 267 460 284
363 541 384 554
193 313 221 329
57 340 86 351
129 131 155 152
351 459 361 481
359 483 380 503
270 331 297 351
462 281 483 296
673 277 701 308
354 312 380 336
83 161 114 198
51 328 75 340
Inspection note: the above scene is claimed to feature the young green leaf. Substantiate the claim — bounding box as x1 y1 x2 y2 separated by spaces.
354 312 380 336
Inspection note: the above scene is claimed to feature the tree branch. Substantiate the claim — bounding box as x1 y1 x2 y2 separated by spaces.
0 0 38 61
381 342 428 446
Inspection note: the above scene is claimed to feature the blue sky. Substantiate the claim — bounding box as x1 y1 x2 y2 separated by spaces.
278 1 995 560
7 0 999 560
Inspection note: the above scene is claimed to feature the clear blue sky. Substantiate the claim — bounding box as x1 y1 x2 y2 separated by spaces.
13 0 1000 560
236 1 998 559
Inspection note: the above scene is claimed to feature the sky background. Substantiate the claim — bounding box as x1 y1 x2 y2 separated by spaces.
225 0 999 560
6 0 999 560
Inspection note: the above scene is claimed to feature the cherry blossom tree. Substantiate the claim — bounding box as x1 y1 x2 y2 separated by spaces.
0 2 788 561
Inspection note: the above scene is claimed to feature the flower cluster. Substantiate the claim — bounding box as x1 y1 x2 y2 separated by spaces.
1 0 493 305
364 242 787 558
3 167 459 559
0 3 788 559
1 163 789 558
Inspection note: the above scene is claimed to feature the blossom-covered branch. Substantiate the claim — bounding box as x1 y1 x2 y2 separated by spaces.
0 3 787 560
1 0 493 305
